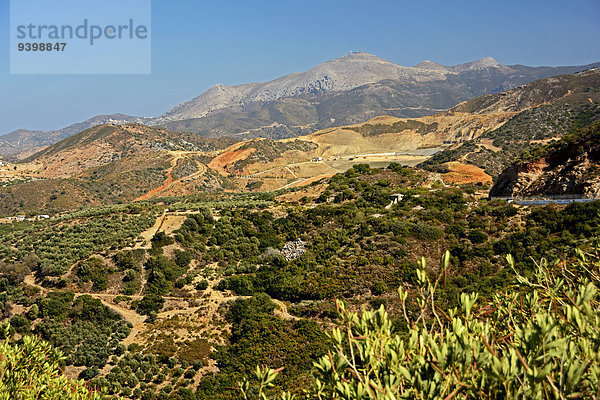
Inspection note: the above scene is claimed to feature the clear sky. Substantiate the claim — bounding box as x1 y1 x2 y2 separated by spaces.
1 0 599 134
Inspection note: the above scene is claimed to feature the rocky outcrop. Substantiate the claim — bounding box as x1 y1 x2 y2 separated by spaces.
281 239 307 261
490 123 600 198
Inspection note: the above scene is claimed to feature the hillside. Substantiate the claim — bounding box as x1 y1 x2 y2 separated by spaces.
2 54 599 156
3 163 600 398
197 109 513 193
25 124 233 179
2 70 600 216
420 68 600 176
0 95 516 216
490 122 600 198
448 68 600 114
0 114 151 159
6 70 597 214
0 112 496 215
0 125 237 216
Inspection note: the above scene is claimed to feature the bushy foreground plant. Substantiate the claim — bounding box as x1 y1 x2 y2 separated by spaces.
244 250 600 399
0 324 105 400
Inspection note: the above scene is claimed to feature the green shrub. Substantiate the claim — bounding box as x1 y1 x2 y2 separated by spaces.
370 281 387 296
195 280 209 291
0 325 105 399
468 229 488 244
247 250 600 399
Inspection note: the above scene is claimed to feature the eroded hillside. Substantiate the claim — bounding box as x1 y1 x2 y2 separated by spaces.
490 122 600 197
421 69 600 176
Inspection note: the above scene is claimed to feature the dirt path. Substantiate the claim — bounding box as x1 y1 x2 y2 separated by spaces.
25 269 298 347
242 160 314 178
24 274 146 343
93 296 147 343
276 178 306 190
272 298 299 321
181 161 207 182
135 152 208 201
23 274 44 293
285 166 298 179
128 209 168 250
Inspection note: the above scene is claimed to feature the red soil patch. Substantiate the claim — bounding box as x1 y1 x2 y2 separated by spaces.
440 162 492 185
208 147 255 175
135 170 173 201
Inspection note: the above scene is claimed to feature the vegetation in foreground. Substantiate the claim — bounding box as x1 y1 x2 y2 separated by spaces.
243 249 600 399
0 324 104 400
4 246 600 399
2 161 600 399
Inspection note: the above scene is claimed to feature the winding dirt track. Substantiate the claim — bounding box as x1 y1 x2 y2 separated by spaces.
24 274 146 343
272 298 299 321
135 151 208 201
24 272 297 346
22 203 299 347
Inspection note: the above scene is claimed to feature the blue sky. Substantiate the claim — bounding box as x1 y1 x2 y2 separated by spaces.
1 0 599 133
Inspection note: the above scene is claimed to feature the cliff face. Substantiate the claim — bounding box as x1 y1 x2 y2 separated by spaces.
490 123 600 198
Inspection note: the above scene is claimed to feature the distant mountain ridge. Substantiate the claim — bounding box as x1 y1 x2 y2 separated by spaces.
157 52 450 122
155 54 599 125
0 114 151 158
2 53 599 157
4 69 600 215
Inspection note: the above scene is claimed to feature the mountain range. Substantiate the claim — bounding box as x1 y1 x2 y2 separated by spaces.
2 52 599 158
2 68 600 216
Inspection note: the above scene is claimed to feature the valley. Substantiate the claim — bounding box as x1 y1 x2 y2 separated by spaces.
2 56 600 400
4 155 600 398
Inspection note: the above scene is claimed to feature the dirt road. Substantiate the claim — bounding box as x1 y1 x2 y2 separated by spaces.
135 151 208 201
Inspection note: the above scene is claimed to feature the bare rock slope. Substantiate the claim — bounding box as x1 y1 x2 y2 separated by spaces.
490 122 600 198
157 53 449 122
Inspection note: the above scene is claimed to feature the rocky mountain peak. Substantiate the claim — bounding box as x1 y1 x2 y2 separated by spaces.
156 52 449 122
414 60 450 71
454 57 503 72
